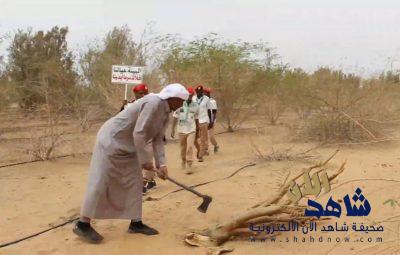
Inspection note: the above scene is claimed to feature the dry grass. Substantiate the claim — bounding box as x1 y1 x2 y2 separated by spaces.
248 133 317 162
26 127 66 161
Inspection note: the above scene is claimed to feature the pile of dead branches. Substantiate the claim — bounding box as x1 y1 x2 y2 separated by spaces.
184 150 345 255
249 140 318 162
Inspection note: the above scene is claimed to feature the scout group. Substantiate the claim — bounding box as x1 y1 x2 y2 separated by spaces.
73 83 219 243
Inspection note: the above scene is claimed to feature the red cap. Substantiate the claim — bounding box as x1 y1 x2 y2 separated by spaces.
187 87 195 95
133 83 148 93
204 87 211 93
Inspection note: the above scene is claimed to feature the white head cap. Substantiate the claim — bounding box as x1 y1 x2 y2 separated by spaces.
157 83 189 101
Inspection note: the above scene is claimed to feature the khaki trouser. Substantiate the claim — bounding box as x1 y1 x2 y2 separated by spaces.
196 123 209 158
208 127 218 146
179 132 196 163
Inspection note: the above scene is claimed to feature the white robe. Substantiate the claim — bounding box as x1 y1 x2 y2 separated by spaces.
81 94 169 219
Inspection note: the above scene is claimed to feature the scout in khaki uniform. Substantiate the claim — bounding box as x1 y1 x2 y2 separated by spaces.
204 87 219 153
192 85 211 162
74 84 189 243
171 87 199 174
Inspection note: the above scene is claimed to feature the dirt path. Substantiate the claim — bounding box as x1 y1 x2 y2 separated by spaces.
1 126 400 255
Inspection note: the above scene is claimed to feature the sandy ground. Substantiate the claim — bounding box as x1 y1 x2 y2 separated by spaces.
1 117 400 255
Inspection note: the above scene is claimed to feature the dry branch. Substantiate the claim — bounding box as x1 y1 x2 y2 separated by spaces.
249 139 320 162
252 149 339 208
340 111 377 140
185 150 345 251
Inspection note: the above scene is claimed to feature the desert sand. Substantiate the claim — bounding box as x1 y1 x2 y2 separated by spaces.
1 114 400 255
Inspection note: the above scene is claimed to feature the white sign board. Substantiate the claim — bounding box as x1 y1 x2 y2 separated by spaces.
111 65 143 84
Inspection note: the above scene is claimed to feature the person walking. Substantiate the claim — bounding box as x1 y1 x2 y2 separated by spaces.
171 87 199 174
192 85 211 162
204 87 219 153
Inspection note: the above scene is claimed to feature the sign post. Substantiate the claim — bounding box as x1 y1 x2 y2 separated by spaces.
124 84 128 100
111 65 144 101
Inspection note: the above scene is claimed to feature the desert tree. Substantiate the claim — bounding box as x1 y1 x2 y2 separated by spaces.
7 27 78 159
80 25 160 113
0 33 4 72
160 34 277 131
0 34 11 140
282 68 313 120
300 68 393 142
0 34 9 112
0 33 16 113
252 65 288 125
364 71 400 121
7 26 76 110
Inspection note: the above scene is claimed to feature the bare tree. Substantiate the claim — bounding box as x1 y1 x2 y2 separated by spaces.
26 75 68 160
301 68 384 142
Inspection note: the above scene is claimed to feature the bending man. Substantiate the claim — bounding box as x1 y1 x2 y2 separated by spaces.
74 83 189 243
119 84 157 193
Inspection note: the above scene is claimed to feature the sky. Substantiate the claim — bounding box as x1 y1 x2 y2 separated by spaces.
1 0 400 77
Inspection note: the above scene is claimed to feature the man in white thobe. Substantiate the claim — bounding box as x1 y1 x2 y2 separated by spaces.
119 84 157 193
73 83 189 243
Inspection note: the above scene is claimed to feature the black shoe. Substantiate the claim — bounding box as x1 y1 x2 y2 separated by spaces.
128 221 159 235
214 145 219 153
146 180 157 190
143 186 147 194
73 221 104 243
